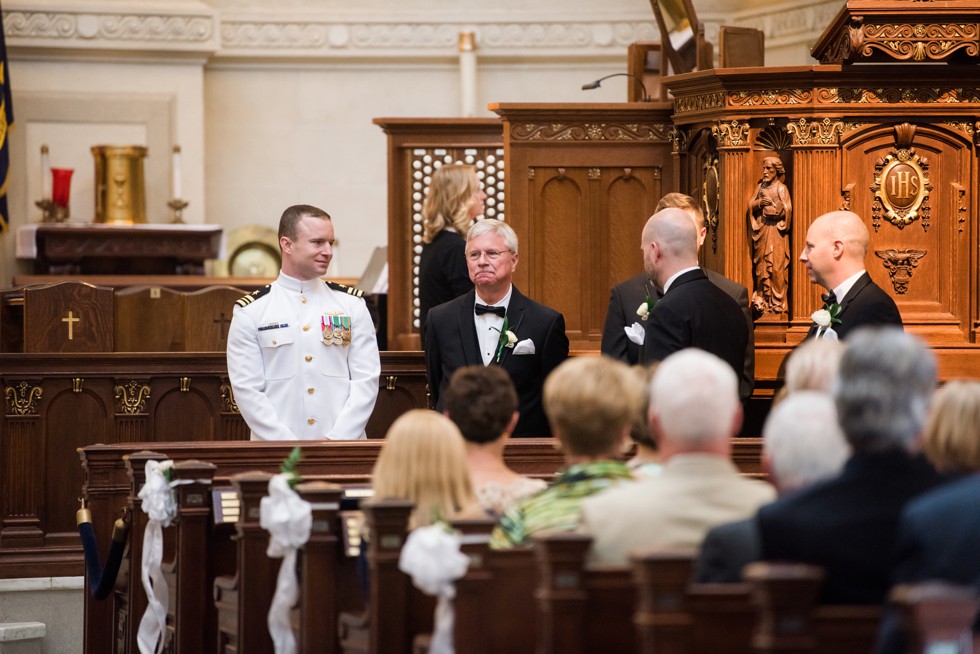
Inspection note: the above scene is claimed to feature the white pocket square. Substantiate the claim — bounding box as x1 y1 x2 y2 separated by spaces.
512 338 536 355
624 322 645 346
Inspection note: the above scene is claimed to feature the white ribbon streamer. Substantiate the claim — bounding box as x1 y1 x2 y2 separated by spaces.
260 474 312 654
136 460 178 654
398 525 470 654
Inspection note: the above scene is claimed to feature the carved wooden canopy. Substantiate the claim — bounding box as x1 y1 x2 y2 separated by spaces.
812 0 980 65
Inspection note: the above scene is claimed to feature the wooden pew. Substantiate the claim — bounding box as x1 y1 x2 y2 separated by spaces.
745 562 882 654
534 532 635 654
163 460 224 653
453 532 538 654
890 581 979 653
337 499 436 654
214 471 279 654
632 550 696 654
114 284 244 352
294 481 355 654
687 583 754 654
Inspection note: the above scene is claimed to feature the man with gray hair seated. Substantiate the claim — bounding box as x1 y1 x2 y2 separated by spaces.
757 327 947 604
695 391 850 583
579 348 775 566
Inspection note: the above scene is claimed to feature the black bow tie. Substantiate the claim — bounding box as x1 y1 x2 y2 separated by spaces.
475 303 506 318
821 291 838 305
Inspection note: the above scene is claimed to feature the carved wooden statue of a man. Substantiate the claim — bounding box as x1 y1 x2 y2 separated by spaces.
749 155 792 314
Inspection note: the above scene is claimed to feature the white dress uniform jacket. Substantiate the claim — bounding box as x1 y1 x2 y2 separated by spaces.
227 272 381 440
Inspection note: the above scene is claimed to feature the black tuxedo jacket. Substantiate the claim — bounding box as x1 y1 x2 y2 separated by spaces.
757 451 946 605
601 269 754 400
642 269 749 382
808 272 903 340
424 286 569 437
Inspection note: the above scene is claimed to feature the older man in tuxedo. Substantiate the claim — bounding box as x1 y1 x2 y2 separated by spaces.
801 210 902 340
638 207 748 377
601 193 753 401
424 219 568 437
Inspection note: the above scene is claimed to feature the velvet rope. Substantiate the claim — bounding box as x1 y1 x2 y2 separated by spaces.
77 506 130 600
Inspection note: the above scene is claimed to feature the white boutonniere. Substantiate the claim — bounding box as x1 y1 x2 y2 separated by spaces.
811 303 842 340
491 317 517 363
636 295 656 321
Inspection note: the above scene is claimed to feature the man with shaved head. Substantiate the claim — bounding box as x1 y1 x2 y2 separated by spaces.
800 210 902 340
640 207 748 378
601 192 754 401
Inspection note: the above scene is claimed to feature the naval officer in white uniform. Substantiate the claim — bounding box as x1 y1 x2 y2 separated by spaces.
227 204 381 440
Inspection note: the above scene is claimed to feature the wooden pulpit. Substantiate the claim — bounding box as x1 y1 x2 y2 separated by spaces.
23 282 113 352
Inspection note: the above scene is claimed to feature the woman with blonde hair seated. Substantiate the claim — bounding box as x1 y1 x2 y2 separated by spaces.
372 409 482 529
773 338 845 406
921 380 980 475
418 164 486 338
490 356 640 548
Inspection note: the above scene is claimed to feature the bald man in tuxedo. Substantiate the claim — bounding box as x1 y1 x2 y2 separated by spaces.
601 193 753 401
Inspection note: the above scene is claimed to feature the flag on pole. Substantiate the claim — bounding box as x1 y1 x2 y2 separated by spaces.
0 3 13 234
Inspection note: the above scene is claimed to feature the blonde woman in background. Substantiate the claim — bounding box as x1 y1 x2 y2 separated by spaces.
921 380 980 475
372 409 482 529
418 164 487 339
773 338 845 406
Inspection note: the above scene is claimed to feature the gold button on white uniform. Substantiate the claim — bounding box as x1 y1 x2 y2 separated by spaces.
305 355 313 362
303 325 310 332
272 339 277 345
307 417 315 425
307 387 314 394
301 296 307 304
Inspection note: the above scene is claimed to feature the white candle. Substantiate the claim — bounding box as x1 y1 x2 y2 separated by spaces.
459 31 477 117
171 145 182 200
40 144 51 201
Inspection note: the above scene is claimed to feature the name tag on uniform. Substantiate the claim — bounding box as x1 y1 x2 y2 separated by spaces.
321 313 351 346
258 321 289 332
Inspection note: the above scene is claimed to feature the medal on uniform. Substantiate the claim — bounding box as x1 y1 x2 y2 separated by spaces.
321 312 352 346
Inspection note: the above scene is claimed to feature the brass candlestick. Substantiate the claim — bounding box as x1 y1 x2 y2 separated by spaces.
35 199 69 223
168 198 189 224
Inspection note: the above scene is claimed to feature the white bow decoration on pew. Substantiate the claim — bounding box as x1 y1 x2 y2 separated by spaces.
398 524 470 654
260 473 312 654
136 459 180 654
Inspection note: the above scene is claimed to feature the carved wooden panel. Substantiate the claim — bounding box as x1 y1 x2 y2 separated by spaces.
840 123 972 342
491 103 674 351
0 351 427 578
526 166 661 345
23 282 114 352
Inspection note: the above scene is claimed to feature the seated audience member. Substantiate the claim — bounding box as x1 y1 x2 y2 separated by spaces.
757 328 947 605
443 365 546 516
489 356 639 549
372 409 482 529
627 363 662 479
772 338 844 406
875 381 980 653
695 391 849 583
580 349 775 566
920 380 980 475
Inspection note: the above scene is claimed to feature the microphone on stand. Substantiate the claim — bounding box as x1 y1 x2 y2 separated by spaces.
581 73 652 102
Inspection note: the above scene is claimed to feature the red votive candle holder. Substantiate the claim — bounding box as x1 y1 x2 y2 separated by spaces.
51 168 74 208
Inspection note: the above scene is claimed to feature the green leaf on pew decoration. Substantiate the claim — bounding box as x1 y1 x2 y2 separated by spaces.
281 446 303 489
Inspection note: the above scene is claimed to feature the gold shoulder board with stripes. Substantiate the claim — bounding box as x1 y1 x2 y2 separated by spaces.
325 280 365 298
235 285 272 308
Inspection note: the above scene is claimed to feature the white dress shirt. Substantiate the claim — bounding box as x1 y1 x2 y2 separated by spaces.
474 285 513 366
